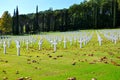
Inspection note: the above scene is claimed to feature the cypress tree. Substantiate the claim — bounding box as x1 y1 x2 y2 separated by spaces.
36 5 39 31
16 6 19 35
113 0 116 28
12 9 16 35
42 13 44 32
33 5 39 33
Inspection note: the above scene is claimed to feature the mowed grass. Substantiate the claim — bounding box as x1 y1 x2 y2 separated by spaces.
0 30 120 80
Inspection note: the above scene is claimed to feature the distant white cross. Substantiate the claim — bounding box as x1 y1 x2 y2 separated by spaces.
7 40 11 48
53 40 57 52
63 37 67 48
50 40 53 47
0 41 2 48
26 40 29 50
98 37 102 46
16 40 20 56
114 36 117 44
3 41 6 54
69 38 73 46
78 38 82 48
38 39 43 50
83 37 86 45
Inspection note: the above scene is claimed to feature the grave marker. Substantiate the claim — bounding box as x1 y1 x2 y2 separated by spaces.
97 36 102 46
7 40 11 48
63 37 67 48
114 37 117 44
0 41 2 48
50 40 53 47
74 36 77 43
38 39 43 50
69 37 73 46
53 40 57 52
3 41 6 54
83 37 86 45
16 41 20 56
78 38 82 48
26 40 29 50
30 40 33 47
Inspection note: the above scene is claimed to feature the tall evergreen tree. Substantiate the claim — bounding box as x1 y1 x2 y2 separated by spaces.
42 13 44 32
12 9 16 34
15 6 19 35
113 0 117 28
33 5 39 33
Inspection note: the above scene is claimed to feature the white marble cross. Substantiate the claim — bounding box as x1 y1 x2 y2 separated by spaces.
38 39 43 50
16 40 20 56
7 40 11 48
111 36 114 43
30 40 33 46
74 36 77 43
53 40 57 52
98 37 102 46
21 39 25 47
63 37 67 48
26 40 29 50
78 38 82 48
3 41 7 54
83 37 86 45
50 40 53 47
58 37 62 44
114 36 117 44
0 41 2 48
69 38 73 46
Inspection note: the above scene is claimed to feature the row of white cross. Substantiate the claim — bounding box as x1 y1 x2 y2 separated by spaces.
46 33 93 49
102 32 118 44
0 32 93 56
1 29 120 56
96 31 102 46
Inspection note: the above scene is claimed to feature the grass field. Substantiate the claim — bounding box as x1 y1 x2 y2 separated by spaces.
0 30 120 80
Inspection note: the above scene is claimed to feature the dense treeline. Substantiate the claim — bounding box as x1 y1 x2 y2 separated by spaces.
0 0 120 34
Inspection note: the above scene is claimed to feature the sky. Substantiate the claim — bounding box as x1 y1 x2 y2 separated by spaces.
0 0 84 17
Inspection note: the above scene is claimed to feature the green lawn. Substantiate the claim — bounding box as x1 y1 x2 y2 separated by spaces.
0 30 120 80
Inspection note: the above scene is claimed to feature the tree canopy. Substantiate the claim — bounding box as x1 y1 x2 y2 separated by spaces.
15 0 120 35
